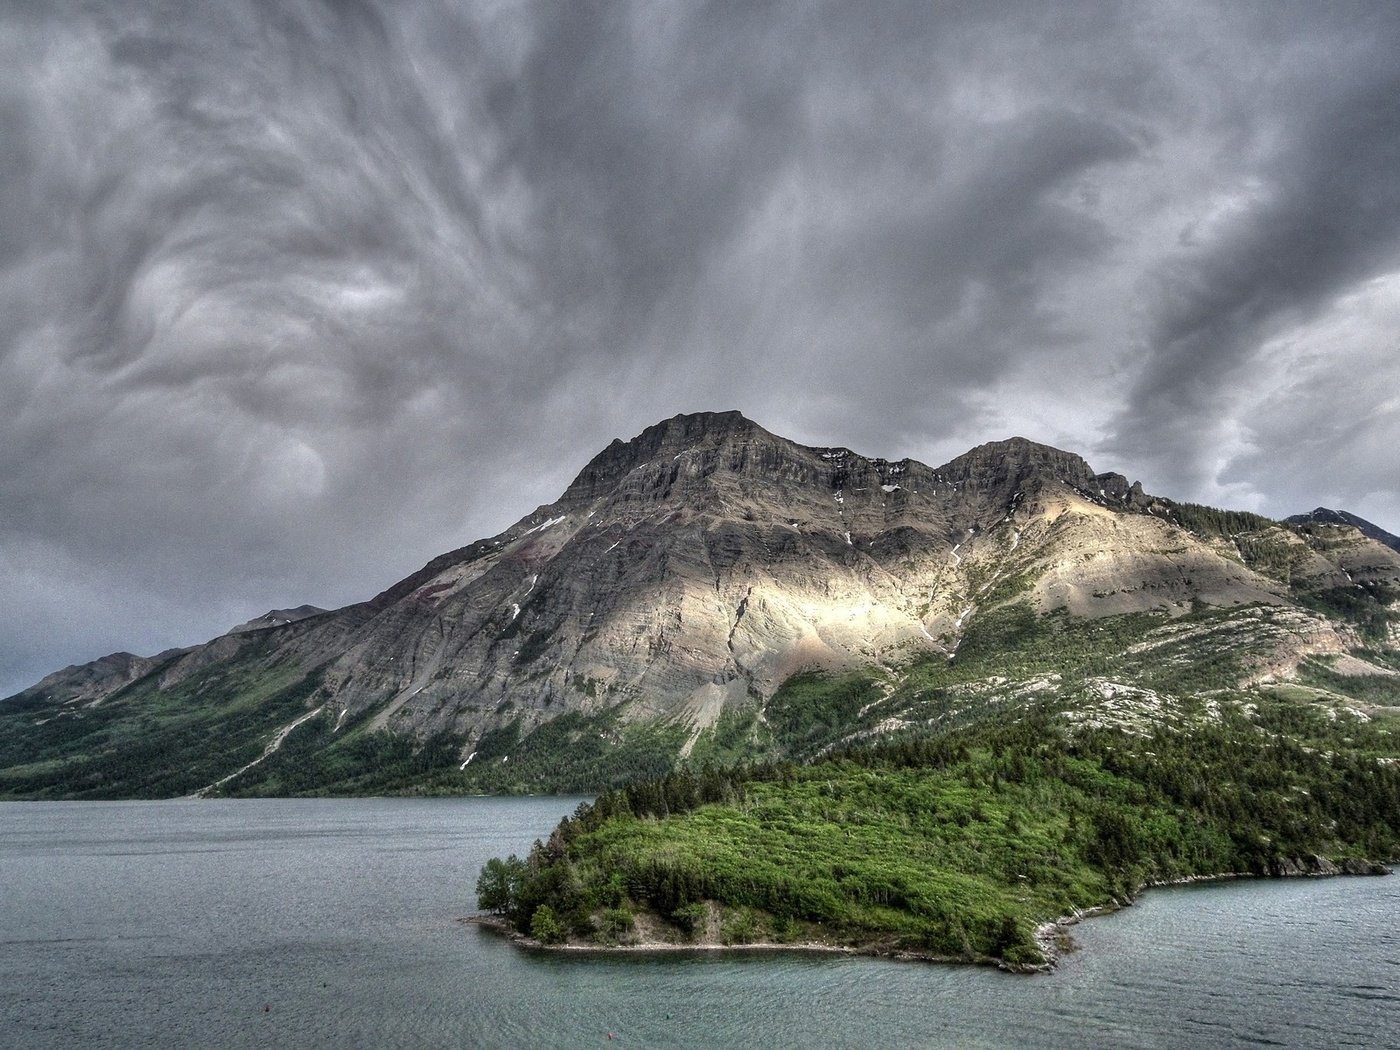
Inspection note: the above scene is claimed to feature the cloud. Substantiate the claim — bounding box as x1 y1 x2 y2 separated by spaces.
1217 273 1400 528
3 1 1399 694
0 1 555 693
1102 6 1400 498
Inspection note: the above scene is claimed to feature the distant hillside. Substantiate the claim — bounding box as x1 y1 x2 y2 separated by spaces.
1285 507 1400 552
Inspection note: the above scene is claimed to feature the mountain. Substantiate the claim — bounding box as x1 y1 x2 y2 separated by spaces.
1284 507 1400 552
3 410 1398 799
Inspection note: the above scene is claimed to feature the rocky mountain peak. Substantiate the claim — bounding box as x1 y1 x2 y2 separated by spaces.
940 436 1096 486
228 605 329 634
561 410 771 502
931 436 1149 512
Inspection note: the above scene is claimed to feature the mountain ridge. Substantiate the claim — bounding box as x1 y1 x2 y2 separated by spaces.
3 410 1398 799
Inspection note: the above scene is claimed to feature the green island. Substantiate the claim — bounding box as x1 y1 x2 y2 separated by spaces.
475 707 1398 970
475 601 1400 971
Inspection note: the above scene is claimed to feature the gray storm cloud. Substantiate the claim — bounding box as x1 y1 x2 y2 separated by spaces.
3 0 1399 695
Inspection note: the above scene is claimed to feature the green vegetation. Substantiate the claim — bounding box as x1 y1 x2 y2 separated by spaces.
684 708 774 769
478 699 1400 969
212 698 696 797
765 671 884 752
0 647 322 799
212 714 470 798
1234 533 1312 582
457 706 691 795
1294 658 1400 710
1297 581 1400 643
1165 502 1276 540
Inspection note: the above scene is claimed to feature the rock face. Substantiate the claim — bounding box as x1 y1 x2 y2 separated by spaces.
1263 855 1393 878
230 413 1294 742
6 410 1400 797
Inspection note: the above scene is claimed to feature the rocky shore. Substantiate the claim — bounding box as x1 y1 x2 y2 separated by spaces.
462 912 1018 971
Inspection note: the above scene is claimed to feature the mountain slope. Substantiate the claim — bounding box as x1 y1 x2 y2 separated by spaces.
3 411 1398 798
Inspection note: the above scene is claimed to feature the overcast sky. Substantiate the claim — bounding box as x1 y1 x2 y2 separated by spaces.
3 1 1400 696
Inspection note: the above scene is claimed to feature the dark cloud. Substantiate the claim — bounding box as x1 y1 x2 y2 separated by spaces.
1106 12 1400 499
3 1 1400 695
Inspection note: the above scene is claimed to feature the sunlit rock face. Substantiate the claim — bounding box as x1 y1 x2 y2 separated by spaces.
17 411 1400 759
287 414 1198 742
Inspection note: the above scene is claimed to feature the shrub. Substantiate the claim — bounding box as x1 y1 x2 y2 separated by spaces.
720 908 757 945
598 906 635 943
530 904 565 944
672 901 709 939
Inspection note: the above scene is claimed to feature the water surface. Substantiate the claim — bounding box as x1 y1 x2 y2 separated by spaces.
1 798 1395 1048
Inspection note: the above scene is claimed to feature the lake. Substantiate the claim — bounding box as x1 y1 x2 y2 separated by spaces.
1 797 1395 1048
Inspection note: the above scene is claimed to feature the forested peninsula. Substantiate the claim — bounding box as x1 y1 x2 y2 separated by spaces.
475 698 1399 970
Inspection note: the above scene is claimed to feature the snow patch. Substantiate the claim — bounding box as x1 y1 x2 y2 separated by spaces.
520 515 566 538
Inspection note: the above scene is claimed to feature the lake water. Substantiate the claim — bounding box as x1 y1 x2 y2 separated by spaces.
1 798 1396 1049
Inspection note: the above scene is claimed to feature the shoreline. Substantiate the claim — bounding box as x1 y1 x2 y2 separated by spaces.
469 861 1394 975
461 913 1014 971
